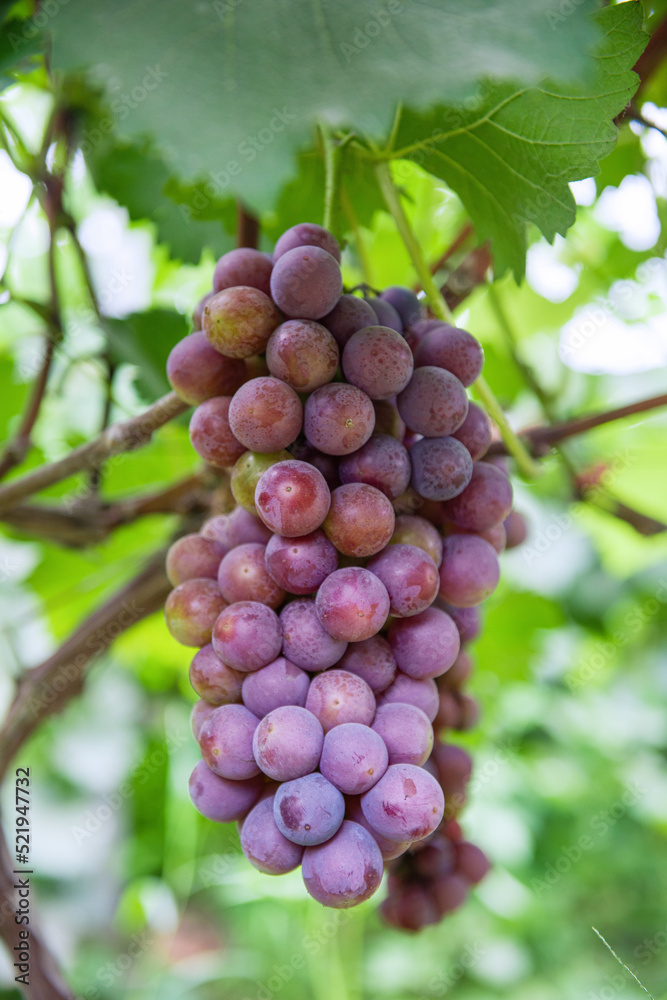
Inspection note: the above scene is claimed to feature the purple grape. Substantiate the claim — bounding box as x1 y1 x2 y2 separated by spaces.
320 722 388 794
380 286 422 328
456 841 491 884
193 292 214 329
381 882 443 930
388 607 460 680
212 601 282 671
273 223 341 263
373 399 406 440
228 377 303 453
288 438 340 490
367 297 402 333
270 246 342 320
188 759 263 823
361 763 444 842
231 449 292 513
273 773 345 846
198 703 260 779
397 367 468 437
371 703 433 766
438 534 500 607
410 436 473 501
414 325 484 387
367 544 439 618
338 434 410 500
323 483 395 558
189 644 244 706
252 705 324 780
241 656 310 717
240 795 304 874
431 743 473 798
390 514 443 567
433 873 469 915
338 635 397 693
203 286 281 359
265 529 338 595
504 509 528 549
404 317 443 353
342 326 413 400
436 600 481 644
304 383 375 456
217 542 285 608
201 508 271 548
438 648 474 690
191 699 215 739
301 820 383 907
266 319 339 392
280 598 347 670
305 669 376 732
378 674 439 722
452 402 492 460
165 579 227 647
322 294 378 348
255 460 331 536
167 331 246 405
213 247 273 296
166 533 226 587
189 396 246 468
344 796 410 860
441 462 513 531
316 567 390 642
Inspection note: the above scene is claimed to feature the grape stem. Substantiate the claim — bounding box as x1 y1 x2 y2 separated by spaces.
374 159 543 479
319 121 341 238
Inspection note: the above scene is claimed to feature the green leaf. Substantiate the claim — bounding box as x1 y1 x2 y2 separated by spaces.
105 309 189 400
49 0 601 212
386 3 647 278
87 140 236 263
0 1 41 87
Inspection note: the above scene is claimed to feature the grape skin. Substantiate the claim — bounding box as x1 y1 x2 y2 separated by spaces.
191 699 215 740
301 820 384 908
397 367 468 438
338 635 397 693
438 648 474 690
229 377 303 453
436 600 481 644
166 533 225 586
193 292 215 329
188 759 263 823
189 396 247 469
273 773 345 846
440 462 513 532
316 567 390 642
344 796 410 861
240 795 304 875
389 514 443 567
167 331 246 405
198 703 261 779
339 434 411 500
212 600 283 671
201 507 271 548
320 722 388 795
252 705 324 781
305 669 376 732
203 286 281 359
213 248 273 296
255 459 331 537
504 509 528 548
241 656 310 717
388 606 460 680
304 383 375 456
378 673 439 722
361 763 445 843
266 319 339 392
367 297 402 333
438 534 500 607
265 529 338 595
270 246 342 320
342 325 414 400
452 401 492 460
414 324 484 387
217 542 285 608
409 436 473 501
323 483 395 558
189 644 244 706
280 598 348 670
273 222 341 263
368 543 439 618
322 294 378 348
231 449 292 512
371 703 433 767
380 286 422 328
164 578 227 647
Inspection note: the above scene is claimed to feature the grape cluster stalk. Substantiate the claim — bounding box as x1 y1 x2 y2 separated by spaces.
163 222 527 921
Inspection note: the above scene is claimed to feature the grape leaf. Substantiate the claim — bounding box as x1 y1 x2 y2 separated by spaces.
49 0 600 213
385 3 648 279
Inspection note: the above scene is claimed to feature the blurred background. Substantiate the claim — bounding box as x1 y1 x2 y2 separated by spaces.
1 2 667 999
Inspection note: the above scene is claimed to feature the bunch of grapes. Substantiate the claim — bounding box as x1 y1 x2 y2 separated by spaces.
163 221 527 917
